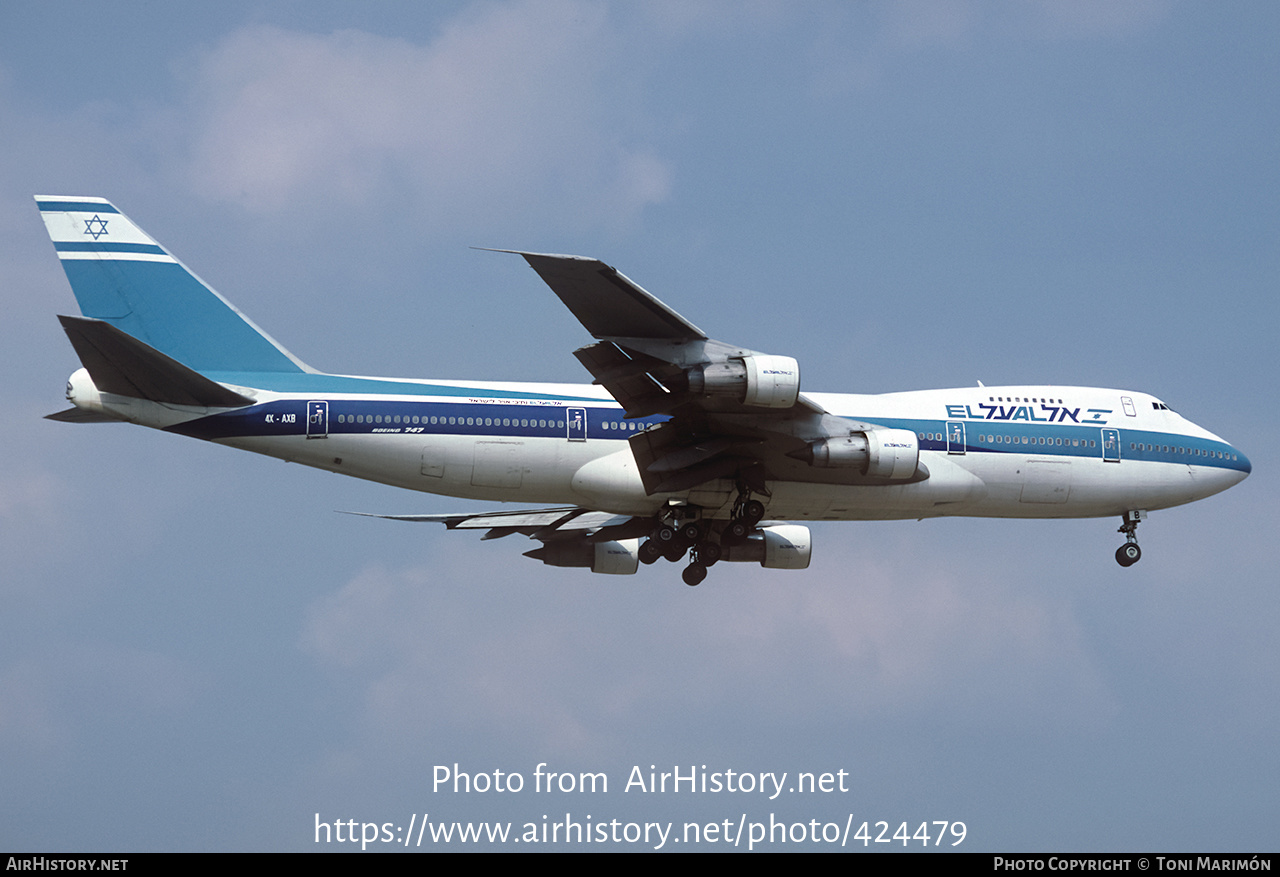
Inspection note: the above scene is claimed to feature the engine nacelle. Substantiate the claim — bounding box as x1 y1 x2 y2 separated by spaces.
722 524 812 570
591 539 641 575
807 434 871 468
742 354 800 408
525 539 640 575
801 428 920 480
864 428 920 480
687 354 800 409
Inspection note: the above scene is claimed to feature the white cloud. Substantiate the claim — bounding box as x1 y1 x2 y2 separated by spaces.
808 0 1170 96
0 645 194 757
300 529 1116 772
1025 0 1169 38
666 538 1117 729
182 2 670 225
881 0 982 50
299 557 611 756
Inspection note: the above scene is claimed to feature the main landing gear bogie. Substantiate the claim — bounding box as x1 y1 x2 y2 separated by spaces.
638 539 663 565
642 493 768 585
722 497 765 547
1115 510 1147 568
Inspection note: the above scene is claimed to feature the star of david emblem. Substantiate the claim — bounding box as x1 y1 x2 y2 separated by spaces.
83 215 109 239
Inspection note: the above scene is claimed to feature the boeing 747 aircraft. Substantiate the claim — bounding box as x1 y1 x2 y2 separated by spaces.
38 196 1251 585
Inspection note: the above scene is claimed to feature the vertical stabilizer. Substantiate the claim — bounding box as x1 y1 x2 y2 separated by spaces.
36 196 310 374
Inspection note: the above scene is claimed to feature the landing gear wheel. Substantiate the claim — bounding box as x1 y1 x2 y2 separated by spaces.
695 541 722 566
639 540 662 565
1115 510 1146 568
1116 543 1141 567
682 563 708 587
680 522 703 543
663 543 689 563
742 499 765 526
724 519 750 544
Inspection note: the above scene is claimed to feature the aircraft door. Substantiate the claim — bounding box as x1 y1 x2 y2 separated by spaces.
471 442 523 488
306 401 328 439
1101 428 1120 462
566 407 587 441
946 421 966 455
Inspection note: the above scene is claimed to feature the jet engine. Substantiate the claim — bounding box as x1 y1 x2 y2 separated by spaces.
686 354 800 409
722 524 812 569
797 428 920 480
524 539 640 575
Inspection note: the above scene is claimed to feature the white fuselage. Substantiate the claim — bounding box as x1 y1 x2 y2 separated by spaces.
85 370 1249 524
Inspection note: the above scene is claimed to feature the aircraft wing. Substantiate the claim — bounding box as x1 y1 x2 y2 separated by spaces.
345 507 653 572
345 506 639 537
508 252 909 496
490 250 706 341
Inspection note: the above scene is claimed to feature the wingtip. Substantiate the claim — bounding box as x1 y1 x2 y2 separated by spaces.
471 247 596 261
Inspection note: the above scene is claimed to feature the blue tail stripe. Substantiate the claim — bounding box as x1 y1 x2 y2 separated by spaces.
59 259 304 374
36 200 120 214
200 370 606 401
55 242 167 255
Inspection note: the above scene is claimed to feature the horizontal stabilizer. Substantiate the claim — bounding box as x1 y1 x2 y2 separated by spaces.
58 315 253 408
44 407 124 423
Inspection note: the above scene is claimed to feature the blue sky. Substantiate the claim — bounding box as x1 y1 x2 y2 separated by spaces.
1 1 1276 852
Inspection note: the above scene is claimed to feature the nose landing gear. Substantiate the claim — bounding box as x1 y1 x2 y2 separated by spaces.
1115 510 1147 567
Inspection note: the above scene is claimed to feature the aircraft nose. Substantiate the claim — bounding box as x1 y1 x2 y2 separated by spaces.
1234 447 1252 477
1192 444 1250 500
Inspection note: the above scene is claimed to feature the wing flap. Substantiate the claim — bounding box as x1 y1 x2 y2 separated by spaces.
344 507 634 533
573 342 678 418
346 506 649 573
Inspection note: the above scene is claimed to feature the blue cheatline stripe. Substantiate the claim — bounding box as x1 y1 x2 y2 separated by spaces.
54 242 168 255
855 417 1250 472
36 200 120 214
885 416 1103 459
167 397 662 441
165 398 1250 473
201 370 606 402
